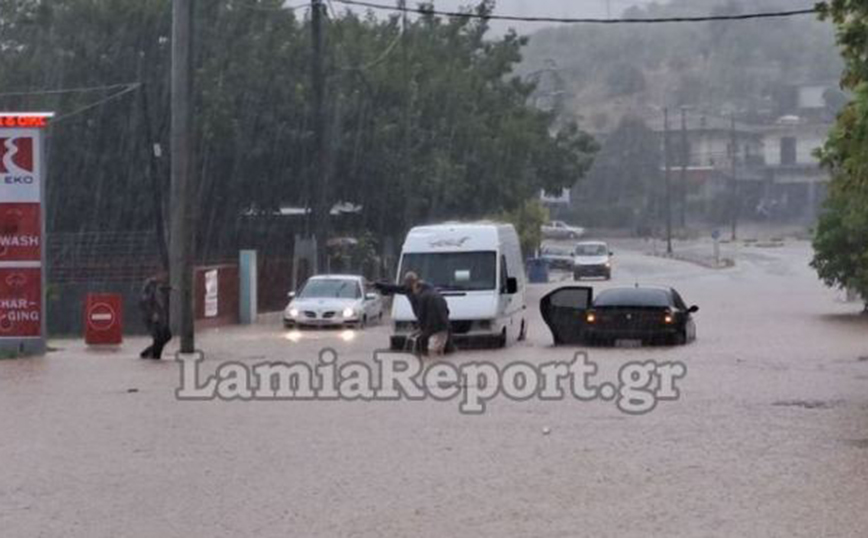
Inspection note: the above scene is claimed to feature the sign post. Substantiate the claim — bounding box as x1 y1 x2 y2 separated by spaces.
712 229 721 268
0 112 52 356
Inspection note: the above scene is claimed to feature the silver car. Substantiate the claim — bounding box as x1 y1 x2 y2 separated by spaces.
283 275 383 329
573 241 613 280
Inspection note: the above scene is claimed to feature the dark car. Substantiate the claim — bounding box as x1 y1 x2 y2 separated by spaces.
539 245 575 271
541 285 698 346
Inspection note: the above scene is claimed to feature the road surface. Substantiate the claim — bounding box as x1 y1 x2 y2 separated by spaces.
1 240 866 537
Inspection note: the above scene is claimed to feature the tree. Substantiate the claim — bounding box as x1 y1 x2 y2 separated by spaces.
0 0 598 262
811 1 868 309
576 116 661 230
606 63 646 97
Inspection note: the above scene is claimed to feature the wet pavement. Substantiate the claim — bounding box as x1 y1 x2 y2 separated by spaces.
2 240 867 537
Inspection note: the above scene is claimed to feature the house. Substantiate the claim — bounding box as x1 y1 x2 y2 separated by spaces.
646 111 831 223
756 116 830 221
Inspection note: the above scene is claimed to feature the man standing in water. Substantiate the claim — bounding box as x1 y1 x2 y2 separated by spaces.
139 272 172 359
376 272 452 355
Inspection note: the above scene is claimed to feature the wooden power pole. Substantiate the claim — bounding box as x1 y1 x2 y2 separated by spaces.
170 0 196 353
730 115 739 242
311 0 329 273
663 107 673 255
680 107 688 228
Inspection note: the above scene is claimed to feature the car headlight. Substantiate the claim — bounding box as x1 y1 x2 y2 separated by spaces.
289 308 299 318
342 307 355 318
605 262 612 268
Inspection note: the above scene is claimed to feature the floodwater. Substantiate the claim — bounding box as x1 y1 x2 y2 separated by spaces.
1 239 867 537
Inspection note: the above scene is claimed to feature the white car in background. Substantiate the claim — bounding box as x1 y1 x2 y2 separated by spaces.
541 220 585 240
573 241 613 280
284 275 383 329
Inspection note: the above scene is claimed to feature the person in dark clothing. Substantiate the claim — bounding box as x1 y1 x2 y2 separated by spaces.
376 272 453 355
139 272 172 359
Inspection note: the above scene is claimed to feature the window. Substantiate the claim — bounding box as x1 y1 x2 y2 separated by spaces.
781 137 797 165
500 256 509 292
400 252 497 291
299 279 361 299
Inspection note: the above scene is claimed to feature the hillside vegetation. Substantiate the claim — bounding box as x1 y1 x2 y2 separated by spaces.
521 0 843 130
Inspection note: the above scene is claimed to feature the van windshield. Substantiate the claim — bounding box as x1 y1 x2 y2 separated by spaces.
400 252 497 291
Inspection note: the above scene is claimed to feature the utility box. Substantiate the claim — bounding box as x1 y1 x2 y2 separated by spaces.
526 258 550 284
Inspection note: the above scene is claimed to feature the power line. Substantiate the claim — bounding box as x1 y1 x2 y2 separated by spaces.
52 83 142 122
0 82 138 98
330 0 818 24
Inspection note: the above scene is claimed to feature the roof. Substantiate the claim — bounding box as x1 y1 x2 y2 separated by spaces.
645 112 754 134
404 222 514 252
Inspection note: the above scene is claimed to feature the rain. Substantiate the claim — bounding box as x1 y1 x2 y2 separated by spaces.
1 1 867 536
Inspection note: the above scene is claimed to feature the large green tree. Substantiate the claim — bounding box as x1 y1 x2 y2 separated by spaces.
812 1 868 309
574 116 661 230
0 0 597 260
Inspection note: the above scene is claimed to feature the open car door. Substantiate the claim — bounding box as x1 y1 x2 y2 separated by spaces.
540 286 593 345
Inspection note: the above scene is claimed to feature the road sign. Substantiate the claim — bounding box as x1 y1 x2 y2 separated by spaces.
0 267 42 338
84 294 123 345
0 203 40 262
0 113 52 355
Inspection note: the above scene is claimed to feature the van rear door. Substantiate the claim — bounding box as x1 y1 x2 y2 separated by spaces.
540 286 593 345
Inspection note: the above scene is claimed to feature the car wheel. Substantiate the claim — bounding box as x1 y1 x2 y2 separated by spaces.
518 320 527 342
359 316 367 330
283 320 293 329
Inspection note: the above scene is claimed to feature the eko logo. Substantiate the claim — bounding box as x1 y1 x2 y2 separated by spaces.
0 137 34 175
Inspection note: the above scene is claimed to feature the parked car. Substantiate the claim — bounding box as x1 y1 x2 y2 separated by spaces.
284 275 383 329
540 244 575 270
573 241 613 280
541 220 585 240
541 285 698 346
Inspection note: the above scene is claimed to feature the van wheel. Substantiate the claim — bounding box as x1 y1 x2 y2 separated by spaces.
496 328 507 348
518 320 527 342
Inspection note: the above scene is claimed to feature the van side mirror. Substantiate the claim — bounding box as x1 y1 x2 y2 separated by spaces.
609 251 614 256
688 305 699 314
506 277 518 295
287 291 296 299
365 292 377 301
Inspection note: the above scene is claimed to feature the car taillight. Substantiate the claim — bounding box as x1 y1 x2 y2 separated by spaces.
664 312 674 324
586 312 597 324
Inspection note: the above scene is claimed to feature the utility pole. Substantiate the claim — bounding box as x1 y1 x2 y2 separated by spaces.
730 115 739 241
170 0 195 353
663 107 673 255
679 106 688 228
311 0 329 273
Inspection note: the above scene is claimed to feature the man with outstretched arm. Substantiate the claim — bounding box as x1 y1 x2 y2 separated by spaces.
375 272 452 355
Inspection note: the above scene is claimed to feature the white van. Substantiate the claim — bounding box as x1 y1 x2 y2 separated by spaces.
390 222 527 349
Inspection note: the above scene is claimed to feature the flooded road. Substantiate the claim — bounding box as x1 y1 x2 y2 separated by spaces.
2 240 867 537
